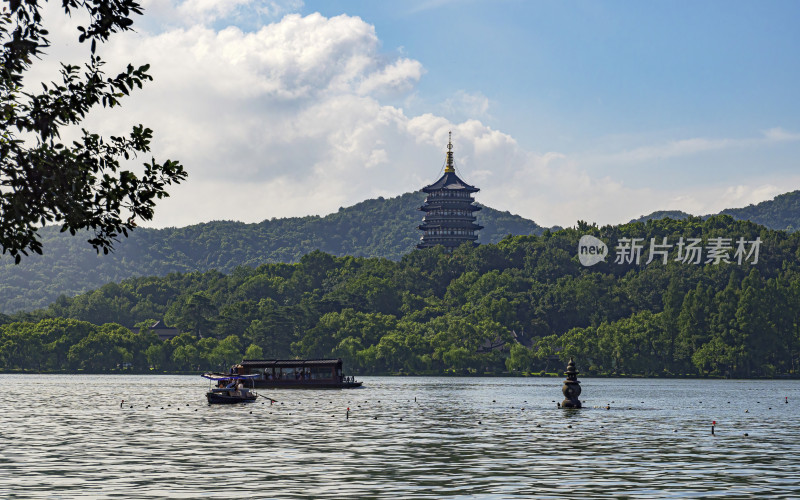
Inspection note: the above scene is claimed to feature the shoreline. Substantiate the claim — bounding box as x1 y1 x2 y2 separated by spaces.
1 369 797 380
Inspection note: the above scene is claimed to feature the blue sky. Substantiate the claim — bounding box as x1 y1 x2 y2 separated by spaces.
35 0 800 228
307 1 800 146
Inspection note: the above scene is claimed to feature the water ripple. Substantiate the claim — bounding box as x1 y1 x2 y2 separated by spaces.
1 375 799 498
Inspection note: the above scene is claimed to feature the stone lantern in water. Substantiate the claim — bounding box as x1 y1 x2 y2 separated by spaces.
561 357 582 408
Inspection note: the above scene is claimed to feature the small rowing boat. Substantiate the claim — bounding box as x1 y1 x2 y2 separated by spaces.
202 373 261 404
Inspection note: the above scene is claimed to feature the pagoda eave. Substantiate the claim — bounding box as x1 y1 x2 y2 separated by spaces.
421 171 480 193
418 222 480 227
419 204 481 212
422 186 480 194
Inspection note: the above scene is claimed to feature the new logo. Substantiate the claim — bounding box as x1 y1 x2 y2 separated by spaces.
578 235 608 266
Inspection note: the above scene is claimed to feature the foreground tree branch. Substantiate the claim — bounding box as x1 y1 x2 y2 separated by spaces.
0 0 186 263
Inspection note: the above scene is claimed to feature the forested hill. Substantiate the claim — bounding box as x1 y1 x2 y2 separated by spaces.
0 191 544 313
3 215 799 378
630 210 691 224
719 191 800 231
631 190 800 229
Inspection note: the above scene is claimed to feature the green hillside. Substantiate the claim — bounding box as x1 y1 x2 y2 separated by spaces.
719 191 800 231
3 215 798 378
7 188 800 316
632 190 800 229
630 210 691 224
0 191 543 313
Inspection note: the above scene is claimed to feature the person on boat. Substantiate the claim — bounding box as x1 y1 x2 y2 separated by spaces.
225 380 236 394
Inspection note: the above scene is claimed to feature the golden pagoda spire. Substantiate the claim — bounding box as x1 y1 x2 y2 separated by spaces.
444 131 455 173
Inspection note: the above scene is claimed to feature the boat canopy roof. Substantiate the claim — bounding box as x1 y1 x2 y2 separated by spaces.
202 372 261 381
239 358 343 369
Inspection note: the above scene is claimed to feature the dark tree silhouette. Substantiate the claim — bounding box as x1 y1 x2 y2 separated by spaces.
0 0 186 263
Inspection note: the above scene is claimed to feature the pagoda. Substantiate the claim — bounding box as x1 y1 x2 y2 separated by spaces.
417 133 483 250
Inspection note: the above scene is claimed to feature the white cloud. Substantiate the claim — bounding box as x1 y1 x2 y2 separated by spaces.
177 0 253 24
22 3 800 231
139 0 304 28
593 128 800 166
358 58 425 96
763 127 800 143
603 137 734 164
440 90 491 120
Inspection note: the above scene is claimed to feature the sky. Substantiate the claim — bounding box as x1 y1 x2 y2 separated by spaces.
29 0 800 228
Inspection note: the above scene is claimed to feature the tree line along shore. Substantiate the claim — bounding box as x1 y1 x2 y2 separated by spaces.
1 215 799 378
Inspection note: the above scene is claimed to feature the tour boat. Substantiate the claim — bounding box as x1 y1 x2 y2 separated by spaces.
202 373 261 404
230 359 363 389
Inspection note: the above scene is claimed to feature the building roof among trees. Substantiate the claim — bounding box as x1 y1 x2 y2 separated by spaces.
144 320 179 341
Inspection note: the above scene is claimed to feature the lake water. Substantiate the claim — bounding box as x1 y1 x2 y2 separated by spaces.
1 375 799 498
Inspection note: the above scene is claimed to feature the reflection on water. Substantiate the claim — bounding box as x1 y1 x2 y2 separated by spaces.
1 375 799 498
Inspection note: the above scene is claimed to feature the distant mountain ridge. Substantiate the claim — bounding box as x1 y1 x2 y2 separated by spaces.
0 191 545 313
5 189 800 314
631 190 800 231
